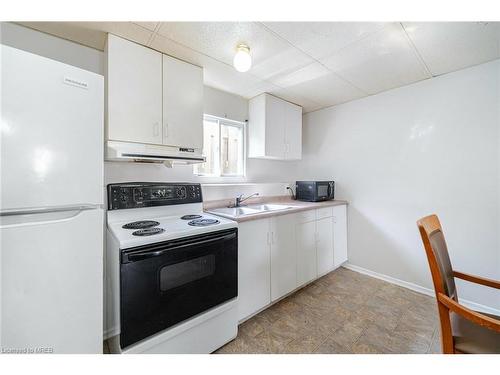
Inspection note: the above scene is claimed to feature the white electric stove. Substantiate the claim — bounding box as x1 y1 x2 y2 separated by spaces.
105 182 238 354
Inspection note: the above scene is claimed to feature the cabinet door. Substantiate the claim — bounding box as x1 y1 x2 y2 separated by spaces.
270 214 297 301
296 220 317 287
333 205 348 267
316 217 334 276
237 219 271 321
264 94 286 159
107 35 162 144
163 54 203 149
284 102 302 160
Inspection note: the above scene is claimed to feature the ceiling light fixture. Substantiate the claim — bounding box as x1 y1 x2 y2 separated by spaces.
233 44 252 72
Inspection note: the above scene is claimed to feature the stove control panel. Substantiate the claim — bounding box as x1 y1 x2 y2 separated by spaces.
108 183 202 210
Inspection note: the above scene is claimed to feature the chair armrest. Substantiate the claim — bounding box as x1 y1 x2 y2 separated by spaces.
437 293 500 333
453 271 500 290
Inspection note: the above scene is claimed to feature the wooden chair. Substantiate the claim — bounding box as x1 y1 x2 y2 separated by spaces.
417 214 500 354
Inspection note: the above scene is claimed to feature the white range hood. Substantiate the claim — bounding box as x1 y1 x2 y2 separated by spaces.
106 141 206 166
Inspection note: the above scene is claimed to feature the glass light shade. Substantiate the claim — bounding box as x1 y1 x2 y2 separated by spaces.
233 45 252 72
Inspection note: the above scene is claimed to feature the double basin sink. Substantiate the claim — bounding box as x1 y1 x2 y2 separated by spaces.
207 204 293 219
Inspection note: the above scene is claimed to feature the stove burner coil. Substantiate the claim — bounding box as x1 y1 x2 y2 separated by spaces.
132 228 165 236
180 215 203 220
188 218 220 227
122 220 160 230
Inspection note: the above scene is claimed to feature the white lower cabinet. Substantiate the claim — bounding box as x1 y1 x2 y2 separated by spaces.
296 219 317 287
237 219 271 321
270 214 297 301
236 204 348 321
333 205 348 267
316 216 335 276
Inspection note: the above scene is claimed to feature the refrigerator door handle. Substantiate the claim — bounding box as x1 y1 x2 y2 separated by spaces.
0 205 102 228
0 204 101 216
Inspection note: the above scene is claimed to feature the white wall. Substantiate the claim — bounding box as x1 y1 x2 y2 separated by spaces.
300 60 500 311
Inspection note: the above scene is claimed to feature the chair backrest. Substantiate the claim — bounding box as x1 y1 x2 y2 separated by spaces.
417 214 457 353
417 214 457 300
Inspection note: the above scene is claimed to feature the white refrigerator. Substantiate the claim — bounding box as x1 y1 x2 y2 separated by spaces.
0 45 104 353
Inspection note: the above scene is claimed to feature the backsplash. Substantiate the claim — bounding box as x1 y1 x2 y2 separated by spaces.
202 183 290 202
104 162 292 203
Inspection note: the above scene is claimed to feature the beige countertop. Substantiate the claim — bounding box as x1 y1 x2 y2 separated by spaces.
203 196 348 223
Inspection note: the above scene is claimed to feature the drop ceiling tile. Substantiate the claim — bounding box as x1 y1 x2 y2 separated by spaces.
281 72 366 107
270 62 331 88
155 22 311 77
263 22 387 60
249 48 313 81
238 81 281 99
202 60 266 99
91 22 154 47
132 22 159 32
321 23 431 94
268 88 323 113
403 22 500 76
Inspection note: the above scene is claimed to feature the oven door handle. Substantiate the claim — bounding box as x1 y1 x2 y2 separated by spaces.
123 232 237 263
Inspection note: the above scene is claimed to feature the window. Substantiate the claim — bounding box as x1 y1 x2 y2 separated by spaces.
194 115 245 177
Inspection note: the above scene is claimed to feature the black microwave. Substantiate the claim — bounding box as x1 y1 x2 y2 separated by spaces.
295 181 335 202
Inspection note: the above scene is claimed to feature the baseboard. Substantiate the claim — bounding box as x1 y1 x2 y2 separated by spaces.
343 263 500 316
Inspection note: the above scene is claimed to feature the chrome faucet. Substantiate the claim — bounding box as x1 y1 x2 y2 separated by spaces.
233 192 259 207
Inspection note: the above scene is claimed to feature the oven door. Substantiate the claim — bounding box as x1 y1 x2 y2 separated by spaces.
119 228 238 349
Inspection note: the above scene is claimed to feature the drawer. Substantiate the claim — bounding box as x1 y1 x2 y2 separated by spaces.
296 209 316 223
316 206 334 220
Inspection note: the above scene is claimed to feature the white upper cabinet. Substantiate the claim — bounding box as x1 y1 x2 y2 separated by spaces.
248 93 302 160
106 35 203 150
162 54 203 149
264 94 286 159
284 102 302 160
106 34 163 145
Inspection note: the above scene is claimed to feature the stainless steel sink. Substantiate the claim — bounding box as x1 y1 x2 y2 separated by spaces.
246 204 293 212
207 204 293 219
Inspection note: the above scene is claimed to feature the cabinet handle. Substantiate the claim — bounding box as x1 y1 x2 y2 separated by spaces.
267 232 270 245
271 231 275 244
164 122 169 140
153 122 160 137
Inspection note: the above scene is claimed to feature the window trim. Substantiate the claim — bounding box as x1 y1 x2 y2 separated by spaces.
194 114 246 179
